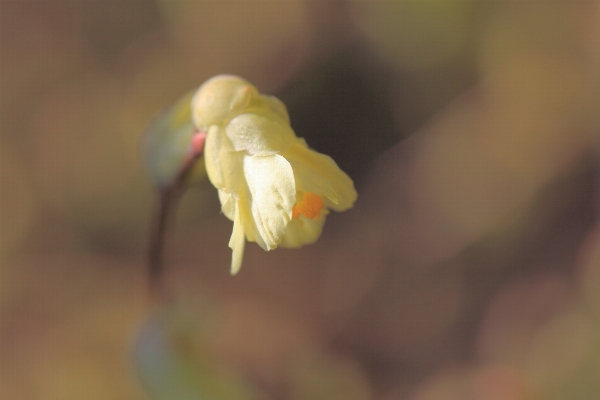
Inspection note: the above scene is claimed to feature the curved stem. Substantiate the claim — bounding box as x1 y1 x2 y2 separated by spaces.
147 131 206 302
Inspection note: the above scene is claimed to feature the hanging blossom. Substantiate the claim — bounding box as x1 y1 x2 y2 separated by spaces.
191 75 357 274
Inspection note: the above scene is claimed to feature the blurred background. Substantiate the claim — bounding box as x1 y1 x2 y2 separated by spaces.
1 1 599 399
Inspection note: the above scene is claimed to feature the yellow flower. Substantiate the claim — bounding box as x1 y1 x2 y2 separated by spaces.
192 75 357 274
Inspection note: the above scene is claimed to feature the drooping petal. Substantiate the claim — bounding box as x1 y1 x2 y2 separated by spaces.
218 189 235 220
279 213 328 248
229 202 246 275
225 110 295 156
282 141 357 212
243 154 296 249
260 94 290 124
236 182 268 251
204 125 245 193
203 125 226 190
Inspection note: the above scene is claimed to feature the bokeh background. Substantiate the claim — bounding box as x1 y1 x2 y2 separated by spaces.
1 1 600 399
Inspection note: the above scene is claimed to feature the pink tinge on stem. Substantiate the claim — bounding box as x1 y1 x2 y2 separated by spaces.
190 130 207 158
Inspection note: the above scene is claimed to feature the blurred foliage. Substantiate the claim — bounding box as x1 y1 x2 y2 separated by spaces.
1 1 599 399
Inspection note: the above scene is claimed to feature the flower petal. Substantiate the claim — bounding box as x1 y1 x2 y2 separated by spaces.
260 94 290 124
191 75 257 128
218 189 235 220
282 142 357 211
225 110 295 156
229 202 246 275
204 125 244 191
236 183 268 251
243 154 295 249
279 213 328 248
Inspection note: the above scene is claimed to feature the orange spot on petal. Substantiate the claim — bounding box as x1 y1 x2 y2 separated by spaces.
292 192 325 219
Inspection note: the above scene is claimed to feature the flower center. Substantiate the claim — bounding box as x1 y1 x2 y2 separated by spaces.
292 192 325 219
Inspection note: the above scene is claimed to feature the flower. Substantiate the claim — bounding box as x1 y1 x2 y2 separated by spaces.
191 75 357 274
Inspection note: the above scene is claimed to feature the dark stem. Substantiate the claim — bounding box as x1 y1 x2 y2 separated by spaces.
148 185 176 301
147 131 206 302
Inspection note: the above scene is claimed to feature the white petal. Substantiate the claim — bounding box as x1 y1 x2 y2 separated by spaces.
279 213 328 248
225 110 295 156
261 94 290 124
243 154 296 249
203 125 226 189
229 202 246 275
218 190 235 220
204 125 244 192
282 142 357 211
236 183 268 251
191 75 256 127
